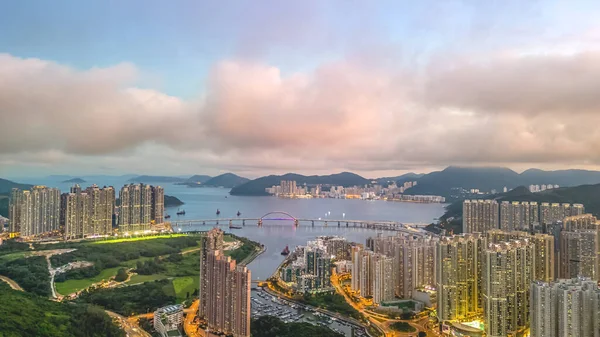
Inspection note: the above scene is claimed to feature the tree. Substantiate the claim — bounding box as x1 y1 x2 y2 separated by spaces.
114 268 128 282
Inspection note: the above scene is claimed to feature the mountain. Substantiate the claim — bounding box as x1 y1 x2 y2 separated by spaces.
61 178 86 183
186 175 212 183
127 175 187 183
0 178 33 194
230 172 370 196
202 173 250 188
406 166 600 201
375 173 423 185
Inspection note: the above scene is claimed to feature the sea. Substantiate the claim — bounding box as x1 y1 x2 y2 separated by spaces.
19 176 446 280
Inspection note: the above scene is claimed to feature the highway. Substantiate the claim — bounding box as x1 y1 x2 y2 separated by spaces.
183 300 206 337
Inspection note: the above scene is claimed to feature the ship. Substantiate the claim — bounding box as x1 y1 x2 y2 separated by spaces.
281 245 290 256
164 214 171 219
237 211 241 216
176 209 185 215
229 224 242 229
216 209 221 216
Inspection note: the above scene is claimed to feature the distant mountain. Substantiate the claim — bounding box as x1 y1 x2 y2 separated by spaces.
230 172 370 196
61 178 86 183
186 175 212 183
127 175 187 183
375 173 423 185
0 178 33 194
202 173 250 188
407 166 600 200
0 197 7 218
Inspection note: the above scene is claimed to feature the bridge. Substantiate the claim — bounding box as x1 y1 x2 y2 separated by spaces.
170 211 429 236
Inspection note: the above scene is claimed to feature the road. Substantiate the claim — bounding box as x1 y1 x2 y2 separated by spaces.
106 310 151 337
0 275 24 291
183 299 206 337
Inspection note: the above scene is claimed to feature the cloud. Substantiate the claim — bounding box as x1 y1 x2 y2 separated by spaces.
3 48 600 176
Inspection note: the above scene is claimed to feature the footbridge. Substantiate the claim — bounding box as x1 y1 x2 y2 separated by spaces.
170 211 429 236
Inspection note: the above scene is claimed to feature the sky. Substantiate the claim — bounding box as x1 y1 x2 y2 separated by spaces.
2 0 600 179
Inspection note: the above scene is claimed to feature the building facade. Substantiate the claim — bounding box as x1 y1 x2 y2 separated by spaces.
531 278 600 337
9 186 60 237
482 240 535 337
62 184 115 240
199 228 250 337
154 304 183 337
118 184 164 232
436 233 487 322
463 200 499 233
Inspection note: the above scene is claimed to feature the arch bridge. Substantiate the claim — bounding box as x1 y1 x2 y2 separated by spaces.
169 212 431 236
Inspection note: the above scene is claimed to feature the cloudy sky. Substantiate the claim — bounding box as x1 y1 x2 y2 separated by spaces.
2 0 600 179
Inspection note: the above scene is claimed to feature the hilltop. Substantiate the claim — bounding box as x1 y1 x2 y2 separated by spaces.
61 177 86 183
230 172 370 196
406 166 600 201
202 173 249 188
0 178 33 194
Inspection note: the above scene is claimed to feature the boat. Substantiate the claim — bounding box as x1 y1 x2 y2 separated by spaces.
237 211 241 216
281 245 290 255
176 209 185 215
164 214 171 219
229 225 242 229
216 209 221 216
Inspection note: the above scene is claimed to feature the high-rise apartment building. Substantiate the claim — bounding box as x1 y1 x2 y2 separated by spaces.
436 233 487 321
559 214 600 281
118 184 164 232
482 240 535 337
9 186 60 237
62 184 115 240
369 233 437 298
199 228 250 337
486 230 555 282
350 245 395 304
462 199 499 233
531 278 600 337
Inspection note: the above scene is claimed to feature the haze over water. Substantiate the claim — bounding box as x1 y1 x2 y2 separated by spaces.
26 176 446 279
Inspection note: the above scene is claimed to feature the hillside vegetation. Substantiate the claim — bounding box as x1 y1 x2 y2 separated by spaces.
0 282 124 337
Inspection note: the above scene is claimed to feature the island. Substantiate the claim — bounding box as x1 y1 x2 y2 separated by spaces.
164 195 184 207
177 173 249 188
62 177 86 183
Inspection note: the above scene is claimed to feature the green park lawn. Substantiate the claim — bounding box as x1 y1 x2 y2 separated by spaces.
0 252 29 262
172 276 199 302
55 267 121 295
91 234 188 244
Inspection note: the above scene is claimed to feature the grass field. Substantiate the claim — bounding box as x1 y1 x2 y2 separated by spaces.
55 267 121 295
127 274 169 284
0 252 29 262
91 234 188 245
172 276 199 303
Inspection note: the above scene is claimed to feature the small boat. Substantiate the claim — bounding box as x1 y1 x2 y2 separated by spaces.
229 225 242 229
176 209 185 215
164 214 171 219
237 211 241 217
281 245 290 256
216 209 221 216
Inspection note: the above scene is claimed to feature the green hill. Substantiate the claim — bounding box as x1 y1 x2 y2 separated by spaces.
202 173 249 188
0 282 124 337
0 178 33 194
186 174 212 183
230 172 370 196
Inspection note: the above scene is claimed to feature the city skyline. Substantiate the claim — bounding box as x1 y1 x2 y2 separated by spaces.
3 2 600 178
